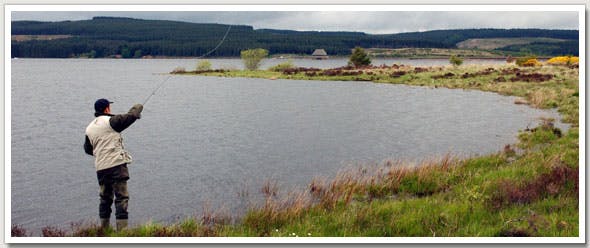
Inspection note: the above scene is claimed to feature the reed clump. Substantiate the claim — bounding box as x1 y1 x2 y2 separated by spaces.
242 191 311 236
236 156 462 236
41 226 66 237
11 225 28 237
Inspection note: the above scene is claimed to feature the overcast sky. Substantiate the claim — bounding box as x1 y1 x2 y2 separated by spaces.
11 11 579 34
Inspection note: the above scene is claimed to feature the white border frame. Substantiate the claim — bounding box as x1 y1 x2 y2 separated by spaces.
4 4 586 244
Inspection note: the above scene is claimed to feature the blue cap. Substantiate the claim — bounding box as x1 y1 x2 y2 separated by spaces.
94 98 113 113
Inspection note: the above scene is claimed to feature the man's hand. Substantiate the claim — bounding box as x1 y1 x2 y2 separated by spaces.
132 104 143 119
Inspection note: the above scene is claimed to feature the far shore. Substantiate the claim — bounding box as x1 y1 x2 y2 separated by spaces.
10 55 553 60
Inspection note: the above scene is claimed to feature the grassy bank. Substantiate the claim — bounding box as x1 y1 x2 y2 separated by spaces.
15 62 579 237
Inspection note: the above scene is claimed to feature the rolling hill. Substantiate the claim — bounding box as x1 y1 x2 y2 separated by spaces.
11 17 579 58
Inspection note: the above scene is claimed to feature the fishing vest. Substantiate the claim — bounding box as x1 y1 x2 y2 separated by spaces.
85 115 133 171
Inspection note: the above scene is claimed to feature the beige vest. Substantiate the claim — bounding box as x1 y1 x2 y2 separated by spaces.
85 116 133 171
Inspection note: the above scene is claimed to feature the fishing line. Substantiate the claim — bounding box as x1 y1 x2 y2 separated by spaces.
141 25 232 106
196 25 232 59
142 75 172 105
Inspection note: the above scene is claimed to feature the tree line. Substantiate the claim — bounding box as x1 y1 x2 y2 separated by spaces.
11 16 579 58
496 40 579 56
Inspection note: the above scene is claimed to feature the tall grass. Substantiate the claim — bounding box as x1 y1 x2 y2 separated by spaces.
236 155 468 236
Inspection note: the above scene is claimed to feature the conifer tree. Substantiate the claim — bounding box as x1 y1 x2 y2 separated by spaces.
348 47 371 67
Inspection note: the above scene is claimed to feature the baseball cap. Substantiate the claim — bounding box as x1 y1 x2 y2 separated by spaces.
94 98 113 113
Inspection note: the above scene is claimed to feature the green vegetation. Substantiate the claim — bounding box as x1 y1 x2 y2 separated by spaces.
11 17 578 58
348 47 372 67
268 60 296 72
449 55 463 66
497 40 579 57
133 49 143 58
20 61 578 238
240 48 269 70
195 60 212 71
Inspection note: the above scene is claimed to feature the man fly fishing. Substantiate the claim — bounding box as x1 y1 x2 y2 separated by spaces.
80 25 229 231
84 99 143 231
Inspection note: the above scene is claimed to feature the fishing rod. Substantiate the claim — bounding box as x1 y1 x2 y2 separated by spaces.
141 25 232 106
142 75 172 105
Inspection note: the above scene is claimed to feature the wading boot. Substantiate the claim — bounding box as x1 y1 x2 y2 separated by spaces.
100 218 110 230
116 219 128 232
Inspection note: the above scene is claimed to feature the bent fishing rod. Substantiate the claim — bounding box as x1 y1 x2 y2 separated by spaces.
141 25 232 106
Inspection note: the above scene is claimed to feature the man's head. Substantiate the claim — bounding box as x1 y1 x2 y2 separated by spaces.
94 98 113 115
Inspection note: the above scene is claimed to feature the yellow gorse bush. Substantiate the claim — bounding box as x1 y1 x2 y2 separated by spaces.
546 56 579 66
515 56 542 67
516 57 541 67
522 58 541 67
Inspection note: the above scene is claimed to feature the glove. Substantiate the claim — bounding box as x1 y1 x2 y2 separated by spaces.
130 104 143 119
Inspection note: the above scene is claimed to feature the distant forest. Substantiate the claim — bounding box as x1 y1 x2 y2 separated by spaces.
11 17 579 58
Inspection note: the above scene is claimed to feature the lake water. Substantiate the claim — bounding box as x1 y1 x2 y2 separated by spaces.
10 58 565 234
